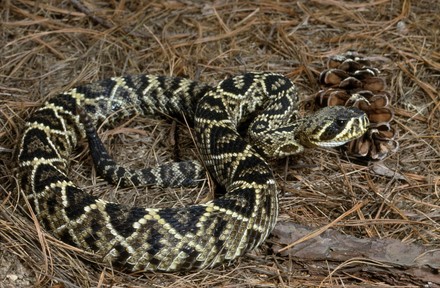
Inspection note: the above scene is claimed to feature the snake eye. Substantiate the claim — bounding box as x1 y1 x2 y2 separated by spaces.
336 119 347 128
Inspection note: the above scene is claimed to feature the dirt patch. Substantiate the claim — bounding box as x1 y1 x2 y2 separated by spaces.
1 0 439 287
0 250 34 288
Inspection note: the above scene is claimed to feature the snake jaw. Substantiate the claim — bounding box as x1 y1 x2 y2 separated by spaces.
299 106 369 148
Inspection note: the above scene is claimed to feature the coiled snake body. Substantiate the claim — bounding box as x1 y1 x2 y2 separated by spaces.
17 72 368 272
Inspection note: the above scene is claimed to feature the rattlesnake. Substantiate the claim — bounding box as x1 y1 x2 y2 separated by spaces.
17 72 368 272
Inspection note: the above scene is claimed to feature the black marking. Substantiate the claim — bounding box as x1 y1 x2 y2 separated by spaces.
319 120 347 141
137 76 160 115
33 163 68 194
46 194 58 216
90 221 103 233
59 229 76 246
226 186 255 217
189 80 212 100
83 223 104 251
167 76 184 96
213 197 250 218
47 93 77 113
113 243 131 266
114 256 135 271
209 126 246 156
105 204 148 238
249 119 269 134
125 75 156 115
145 225 164 258
101 166 117 183
140 169 157 185
158 165 174 186
154 76 174 104
264 93 293 116
19 128 58 162
263 73 294 94
84 234 100 251
77 79 114 100
175 162 201 187
113 79 136 104
213 238 225 254
265 194 274 220
219 73 255 95
233 156 271 184
127 174 142 187
157 76 183 103
115 167 126 181
84 104 97 115
157 206 206 236
19 169 31 192
40 217 53 232
123 75 147 95
50 135 69 155
83 210 107 251
64 185 97 220
196 95 229 120
148 256 161 267
30 108 64 131
213 218 229 239
180 245 201 268
246 228 263 251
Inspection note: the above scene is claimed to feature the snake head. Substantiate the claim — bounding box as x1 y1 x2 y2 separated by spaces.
299 106 369 148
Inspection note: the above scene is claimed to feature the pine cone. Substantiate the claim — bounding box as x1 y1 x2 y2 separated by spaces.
315 52 398 160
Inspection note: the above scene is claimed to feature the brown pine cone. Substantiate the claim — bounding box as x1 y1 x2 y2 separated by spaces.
314 52 398 160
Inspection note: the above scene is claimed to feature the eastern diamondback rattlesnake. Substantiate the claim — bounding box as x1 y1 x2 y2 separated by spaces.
17 72 368 272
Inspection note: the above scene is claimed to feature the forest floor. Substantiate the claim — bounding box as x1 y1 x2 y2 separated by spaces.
1 0 439 287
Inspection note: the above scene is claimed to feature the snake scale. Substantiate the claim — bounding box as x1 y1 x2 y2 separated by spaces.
17 72 369 272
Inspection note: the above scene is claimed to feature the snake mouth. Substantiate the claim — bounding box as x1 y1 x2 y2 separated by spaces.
315 140 351 148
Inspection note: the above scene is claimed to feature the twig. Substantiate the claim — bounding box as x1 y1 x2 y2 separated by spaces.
70 0 114 29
